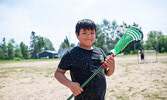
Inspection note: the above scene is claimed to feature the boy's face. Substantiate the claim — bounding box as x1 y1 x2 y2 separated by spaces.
76 28 95 48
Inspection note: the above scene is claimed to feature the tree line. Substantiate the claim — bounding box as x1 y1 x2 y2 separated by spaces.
0 31 55 60
59 19 167 55
1 19 167 60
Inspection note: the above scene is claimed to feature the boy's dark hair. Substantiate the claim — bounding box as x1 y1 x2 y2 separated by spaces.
75 19 96 35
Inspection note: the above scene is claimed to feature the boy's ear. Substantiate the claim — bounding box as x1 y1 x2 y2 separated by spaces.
75 32 79 39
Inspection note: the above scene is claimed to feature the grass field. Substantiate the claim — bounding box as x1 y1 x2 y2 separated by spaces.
0 54 167 100
0 58 61 64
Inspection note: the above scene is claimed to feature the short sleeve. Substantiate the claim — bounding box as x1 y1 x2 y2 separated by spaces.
98 48 107 60
58 51 72 70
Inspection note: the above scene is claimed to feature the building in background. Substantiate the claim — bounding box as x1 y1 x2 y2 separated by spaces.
37 50 58 59
58 47 73 58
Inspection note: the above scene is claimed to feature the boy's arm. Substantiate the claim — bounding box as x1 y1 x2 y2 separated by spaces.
54 68 83 96
104 56 115 76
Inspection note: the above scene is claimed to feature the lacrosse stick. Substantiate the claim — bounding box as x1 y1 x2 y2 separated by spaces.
67 26 143 100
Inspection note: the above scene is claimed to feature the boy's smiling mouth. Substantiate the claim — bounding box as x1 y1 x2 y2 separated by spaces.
86 39 92 42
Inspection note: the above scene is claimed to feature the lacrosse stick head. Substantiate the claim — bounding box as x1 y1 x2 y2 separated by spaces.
109 27 143 55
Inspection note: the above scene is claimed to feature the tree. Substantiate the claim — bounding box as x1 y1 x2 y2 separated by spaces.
58 42 68 53
30 31 56 58
70 43 75 47
101 19 112 50
58 36 71 53
64 36 70 47
157 33 167 53
94 19 143 54
30 31 37 59
94 24 106 51
164 35 167 52
95 33 106 51
1 38 8 59
144 31 167 53
36 35 45 53
145 31 162 51
94 19 121 54
7 39 15 59
0 47 3 59
14 44 23 58
43 38 55 50
20 42 31 59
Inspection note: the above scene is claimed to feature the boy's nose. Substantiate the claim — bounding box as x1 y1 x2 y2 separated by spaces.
87 34 92 37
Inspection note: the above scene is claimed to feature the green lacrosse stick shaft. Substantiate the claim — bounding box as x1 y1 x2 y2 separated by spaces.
67 55 115 100
67 65 103 100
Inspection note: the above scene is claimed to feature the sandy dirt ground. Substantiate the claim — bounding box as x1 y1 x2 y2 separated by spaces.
0 54 167 100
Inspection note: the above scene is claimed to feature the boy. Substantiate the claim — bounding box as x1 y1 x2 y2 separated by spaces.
139 48 145 63
54 19 115 100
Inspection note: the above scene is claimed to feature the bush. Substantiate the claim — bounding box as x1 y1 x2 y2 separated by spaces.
130 51 133 54
14 57 23 61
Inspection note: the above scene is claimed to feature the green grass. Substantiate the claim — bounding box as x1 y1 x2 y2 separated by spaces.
153 79 160 82
0 67 26 78
126 63 137 66
0 58 61 64
144 93 167 100
140 88 147 92
0 65 56 80
113 94 128 100
109 89 115 92
161 61 167 63
115 52 167 57
157 52 167 56
125 67 130 72
0 75 8 78
0 86 5 89
128 87 133 92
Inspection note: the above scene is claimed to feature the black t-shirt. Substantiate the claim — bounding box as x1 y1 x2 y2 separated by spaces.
58 46 107 100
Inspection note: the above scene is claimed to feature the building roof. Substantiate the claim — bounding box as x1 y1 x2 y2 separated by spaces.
37 50 58 55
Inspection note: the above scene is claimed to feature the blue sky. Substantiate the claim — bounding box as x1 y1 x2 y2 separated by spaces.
0 0 167 51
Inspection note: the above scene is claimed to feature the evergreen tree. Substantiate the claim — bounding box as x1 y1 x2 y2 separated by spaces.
58 36 71 53
30 31 37 59
64 36 70 47
70 43 75 47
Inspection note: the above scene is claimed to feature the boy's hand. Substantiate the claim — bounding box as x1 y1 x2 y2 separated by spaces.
55 68 83 96
69 82 83 96
105 56 115 76
105 56 115 68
